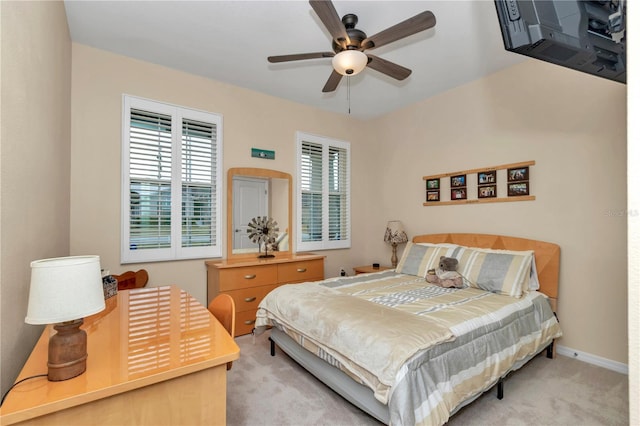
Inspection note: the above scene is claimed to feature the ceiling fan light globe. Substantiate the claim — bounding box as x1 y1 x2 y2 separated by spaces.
332 50 367 76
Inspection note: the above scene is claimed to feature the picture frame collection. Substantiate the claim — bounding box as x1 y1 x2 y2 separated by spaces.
423 162 534 205
507 166 529 196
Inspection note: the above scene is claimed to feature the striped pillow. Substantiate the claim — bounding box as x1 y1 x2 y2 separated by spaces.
395 242 461 277
457 248 534 298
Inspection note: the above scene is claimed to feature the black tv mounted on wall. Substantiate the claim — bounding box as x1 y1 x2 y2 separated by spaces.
495 0 626 84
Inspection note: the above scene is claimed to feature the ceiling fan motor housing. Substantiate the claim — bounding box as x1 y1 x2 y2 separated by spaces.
331 14 367 53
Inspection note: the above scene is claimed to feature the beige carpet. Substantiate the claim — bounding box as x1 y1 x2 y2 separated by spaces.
227 332 628 426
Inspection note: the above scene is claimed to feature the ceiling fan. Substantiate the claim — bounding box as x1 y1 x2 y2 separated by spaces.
267 0 436 93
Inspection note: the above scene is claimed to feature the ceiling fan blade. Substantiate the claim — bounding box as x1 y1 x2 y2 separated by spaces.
322 70 343 92
268 52 334 63
366 54 412 80
361 11 436 50
309 0 350 48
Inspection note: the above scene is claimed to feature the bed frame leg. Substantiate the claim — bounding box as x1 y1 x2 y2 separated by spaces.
546 340 555 359
497 378 504 400
269 337 275 356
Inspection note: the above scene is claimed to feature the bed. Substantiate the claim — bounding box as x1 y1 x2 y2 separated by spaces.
255 233 562 425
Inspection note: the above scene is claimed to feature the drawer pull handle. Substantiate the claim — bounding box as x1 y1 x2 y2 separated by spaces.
244 274 257 280
244 296 257 302
297 268 307 273
244 319 256 325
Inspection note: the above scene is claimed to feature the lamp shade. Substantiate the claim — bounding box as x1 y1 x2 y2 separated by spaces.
25 256 106 324
332 50 368 76
384 221 408 244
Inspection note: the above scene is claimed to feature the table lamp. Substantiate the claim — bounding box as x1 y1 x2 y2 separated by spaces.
384 221 408 268
25 255 106 381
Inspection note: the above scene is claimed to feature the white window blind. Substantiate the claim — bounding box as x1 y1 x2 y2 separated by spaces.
296 132 350 251
122 96 222 263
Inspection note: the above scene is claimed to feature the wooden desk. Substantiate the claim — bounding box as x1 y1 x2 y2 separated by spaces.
0 286 239 425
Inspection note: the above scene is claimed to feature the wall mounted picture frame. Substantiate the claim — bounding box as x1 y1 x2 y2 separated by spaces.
423 160 535 207
426 178 440 190
426 190 440 202
478 185 497 199
451 188 467 200
507 166 529 182
478 170 496 185
450 174 466 187
508 182 529 196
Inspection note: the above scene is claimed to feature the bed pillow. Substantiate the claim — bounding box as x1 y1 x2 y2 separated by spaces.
529 257 540 291
456 247 534 298
395 242 462 277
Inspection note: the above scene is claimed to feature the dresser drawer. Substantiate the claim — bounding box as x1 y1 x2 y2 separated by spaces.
236 310 259 336
278 259 324 283
218 264 278 291
224 284 278 314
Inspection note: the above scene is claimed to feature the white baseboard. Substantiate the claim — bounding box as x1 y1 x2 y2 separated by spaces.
556 344 628 375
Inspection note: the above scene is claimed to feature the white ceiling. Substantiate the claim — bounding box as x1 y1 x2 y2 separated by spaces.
63 0 526 120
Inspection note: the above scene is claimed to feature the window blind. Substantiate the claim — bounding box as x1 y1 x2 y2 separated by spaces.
122 96 222 263
297 133 350 251
301 142 323 243
129 109 173 250
181 118 216 248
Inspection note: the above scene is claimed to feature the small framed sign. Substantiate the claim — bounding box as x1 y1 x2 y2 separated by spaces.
251 148 275 160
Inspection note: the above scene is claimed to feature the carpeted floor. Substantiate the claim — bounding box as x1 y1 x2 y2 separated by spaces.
227 332 628 426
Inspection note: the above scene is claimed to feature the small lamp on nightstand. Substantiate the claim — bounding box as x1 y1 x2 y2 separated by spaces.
25 255 106 381
384 221 408 268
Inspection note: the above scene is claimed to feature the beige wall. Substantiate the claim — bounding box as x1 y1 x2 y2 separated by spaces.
372 59 628 364
69 44 374 305
0 1 71 394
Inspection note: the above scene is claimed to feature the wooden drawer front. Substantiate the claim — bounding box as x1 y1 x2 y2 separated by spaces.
218 264 278 291
225 284 278 314
278 259 324 283
236 310 259 336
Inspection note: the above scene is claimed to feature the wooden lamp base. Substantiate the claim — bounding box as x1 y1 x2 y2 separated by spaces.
391 242 399 268
47 319 88 381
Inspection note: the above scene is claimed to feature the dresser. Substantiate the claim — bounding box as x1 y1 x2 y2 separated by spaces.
206 253 325 336
0 286 239 426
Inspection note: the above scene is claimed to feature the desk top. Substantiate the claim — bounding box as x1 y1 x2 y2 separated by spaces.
0 285 240 425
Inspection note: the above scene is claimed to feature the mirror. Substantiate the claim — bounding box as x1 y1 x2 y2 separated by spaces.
227 167 292 259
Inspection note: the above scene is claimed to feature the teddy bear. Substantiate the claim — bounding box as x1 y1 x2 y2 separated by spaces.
426 256 464 288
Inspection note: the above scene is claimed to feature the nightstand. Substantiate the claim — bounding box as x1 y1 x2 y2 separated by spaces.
353 265 393 275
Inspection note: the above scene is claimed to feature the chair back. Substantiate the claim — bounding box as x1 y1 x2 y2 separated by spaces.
112 269 149 291
208 293 236 370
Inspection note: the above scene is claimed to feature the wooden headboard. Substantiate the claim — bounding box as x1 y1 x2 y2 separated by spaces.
412 233 560 311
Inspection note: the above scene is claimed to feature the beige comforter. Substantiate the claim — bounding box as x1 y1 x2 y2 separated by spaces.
255 272 555 407
257 278 455 402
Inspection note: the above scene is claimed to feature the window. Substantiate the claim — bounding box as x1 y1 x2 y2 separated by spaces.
296 132 350 251
122 96 222 263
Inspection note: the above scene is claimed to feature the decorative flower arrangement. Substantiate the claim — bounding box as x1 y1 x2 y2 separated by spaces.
247 216 279 258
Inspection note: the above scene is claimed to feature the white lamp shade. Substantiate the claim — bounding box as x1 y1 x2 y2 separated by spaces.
384 220 408 244
25 256 106 324
332 50 368 76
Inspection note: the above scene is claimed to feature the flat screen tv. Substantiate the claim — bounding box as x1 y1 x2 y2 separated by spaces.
495 0 626 83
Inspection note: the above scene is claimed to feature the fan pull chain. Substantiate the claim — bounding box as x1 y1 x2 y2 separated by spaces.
347 76 351 114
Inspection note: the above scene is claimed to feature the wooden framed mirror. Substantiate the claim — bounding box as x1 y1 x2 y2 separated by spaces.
227 167 292 259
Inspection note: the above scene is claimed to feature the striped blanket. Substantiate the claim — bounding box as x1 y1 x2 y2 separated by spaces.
255 270 562 425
